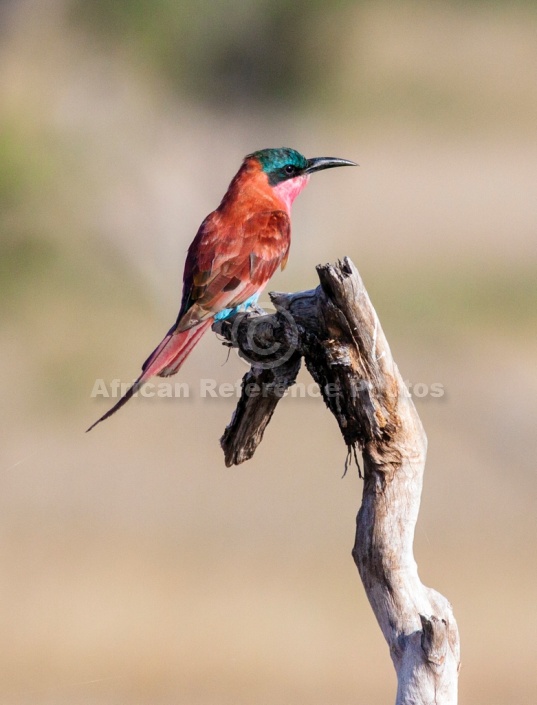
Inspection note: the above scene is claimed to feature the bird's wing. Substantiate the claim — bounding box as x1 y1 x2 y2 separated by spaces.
176 209 290 331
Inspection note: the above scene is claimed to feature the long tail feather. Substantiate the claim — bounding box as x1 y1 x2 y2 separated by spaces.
86 377 143 432
158 320 212 377
87 319 213 432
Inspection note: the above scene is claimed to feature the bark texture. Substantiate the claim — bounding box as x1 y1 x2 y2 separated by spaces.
212 257 460 704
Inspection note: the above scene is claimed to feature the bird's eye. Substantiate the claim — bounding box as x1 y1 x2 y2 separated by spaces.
284 164 296 175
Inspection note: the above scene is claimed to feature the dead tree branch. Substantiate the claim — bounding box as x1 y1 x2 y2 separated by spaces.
212 257 460 704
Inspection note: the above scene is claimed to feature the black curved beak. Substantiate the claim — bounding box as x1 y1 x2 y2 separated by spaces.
304 157 358 174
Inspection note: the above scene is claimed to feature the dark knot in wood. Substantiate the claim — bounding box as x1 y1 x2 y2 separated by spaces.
213 308 299 369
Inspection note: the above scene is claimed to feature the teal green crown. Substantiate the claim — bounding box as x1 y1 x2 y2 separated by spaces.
248 147 307 185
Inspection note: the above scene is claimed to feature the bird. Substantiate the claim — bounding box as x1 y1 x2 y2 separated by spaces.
87 147 356 431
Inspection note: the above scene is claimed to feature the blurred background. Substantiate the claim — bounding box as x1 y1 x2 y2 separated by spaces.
1 0 536 702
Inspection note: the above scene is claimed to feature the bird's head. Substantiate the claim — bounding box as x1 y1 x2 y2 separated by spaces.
247 147 356 211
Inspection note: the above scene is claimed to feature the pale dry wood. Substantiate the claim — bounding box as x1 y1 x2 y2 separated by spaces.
212 257 460 704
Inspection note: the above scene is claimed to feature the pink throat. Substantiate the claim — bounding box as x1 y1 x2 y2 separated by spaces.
273 175 310 212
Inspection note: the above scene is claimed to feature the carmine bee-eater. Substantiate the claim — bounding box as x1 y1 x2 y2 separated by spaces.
88 147 356 431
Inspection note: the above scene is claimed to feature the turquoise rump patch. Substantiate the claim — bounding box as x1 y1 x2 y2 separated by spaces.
214 293 260 321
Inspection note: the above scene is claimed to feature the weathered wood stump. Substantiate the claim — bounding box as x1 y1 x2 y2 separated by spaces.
213 257 460 704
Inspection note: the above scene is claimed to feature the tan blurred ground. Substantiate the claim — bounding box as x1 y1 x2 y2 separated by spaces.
1 1 536 703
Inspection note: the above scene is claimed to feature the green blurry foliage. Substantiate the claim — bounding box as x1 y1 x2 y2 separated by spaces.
69 0 347 108
0 131 25 210
0 236 56 308
0 119 62 314
69 0 537 129
0 122 51 210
